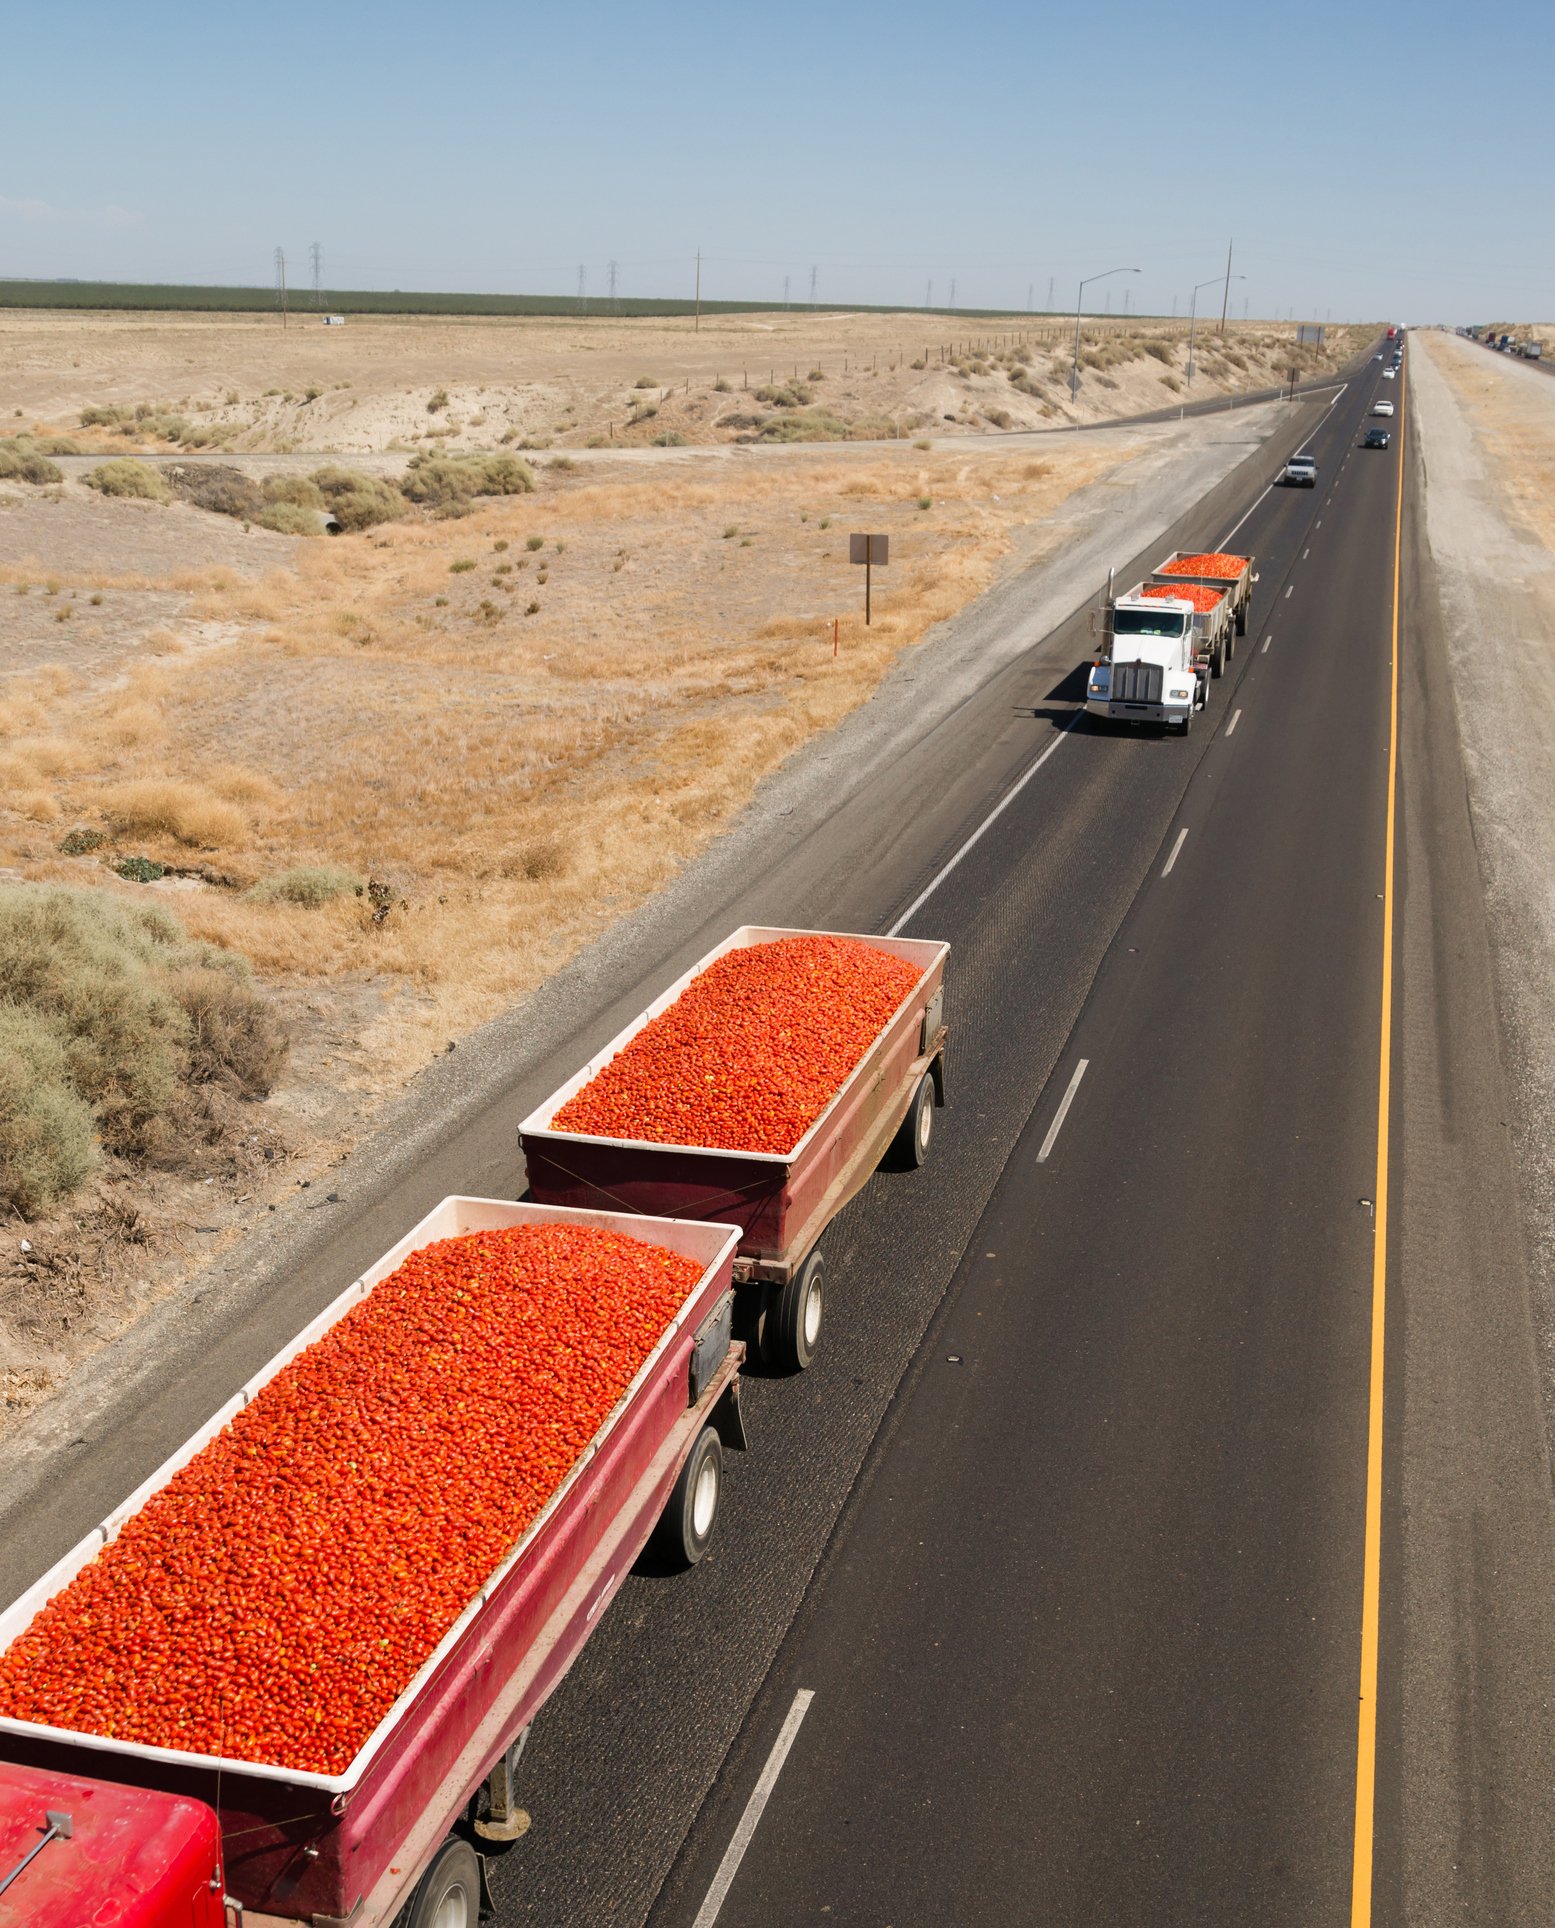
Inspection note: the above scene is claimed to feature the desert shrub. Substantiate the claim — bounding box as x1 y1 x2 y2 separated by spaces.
0 439 63 485
165 464 263 519
450 558 476 573
757 410 849 443
1143 340 1173 364
164 965 287 1096
427 388 450 413
1161 373 1183 393
100 778 245 848
633 375 657 389
36 436 84 456
59 828 106 856
986 408 1013 429
264 474 326 509
400 452 535 514
713 376 733 393
526 534 545 551
549 455 577 471
913 438 932 451
309 465 406 530
918 494 933 510
753 383 813 408
0 1004 100 1215
79 404 132 428
114 856 166 883
255 501 324 535
807 367 826 382
652 430 687 446
85 459 171 503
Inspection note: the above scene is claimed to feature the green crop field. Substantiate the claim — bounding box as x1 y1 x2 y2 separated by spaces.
0 278 1056 323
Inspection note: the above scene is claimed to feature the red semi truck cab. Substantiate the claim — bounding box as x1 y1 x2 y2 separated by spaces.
0 1762 231 1928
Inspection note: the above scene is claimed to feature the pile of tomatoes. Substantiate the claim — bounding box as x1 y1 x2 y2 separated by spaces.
1142 583 1224 613
1158 552 1248 581
0 1224 701 1775
552 935 923 1154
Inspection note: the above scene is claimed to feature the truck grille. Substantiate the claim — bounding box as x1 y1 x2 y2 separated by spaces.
1111 660 1163 705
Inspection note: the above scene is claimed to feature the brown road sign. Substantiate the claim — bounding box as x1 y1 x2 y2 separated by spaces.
849 533 889 565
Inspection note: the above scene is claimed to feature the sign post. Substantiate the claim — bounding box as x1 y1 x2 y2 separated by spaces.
849 532 889 625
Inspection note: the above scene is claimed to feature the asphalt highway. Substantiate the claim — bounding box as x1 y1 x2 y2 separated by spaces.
477 360 1444 1924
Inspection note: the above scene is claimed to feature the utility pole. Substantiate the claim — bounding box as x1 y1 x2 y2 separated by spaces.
784 274 790 310
926 278 933 310
608 260 619 314
694 249 701 332
1047 275 1055 311
809 265 817 309
949 277 956 311
1218 238 1233 334
577 265 587 313
1027 281 1034 312
274 247 287 328
310 242 322 308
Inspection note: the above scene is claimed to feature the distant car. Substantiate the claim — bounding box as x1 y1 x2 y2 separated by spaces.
1382 368 1396 379
1372 400 1395 417
1363 428 1391 449
1282 453 1318 487
1374 353 1384 361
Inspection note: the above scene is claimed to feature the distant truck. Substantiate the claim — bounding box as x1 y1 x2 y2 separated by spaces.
0 1197 748 1928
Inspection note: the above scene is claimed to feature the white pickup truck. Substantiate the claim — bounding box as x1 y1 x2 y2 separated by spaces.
1282 451 1318 487
1087 585 1206 736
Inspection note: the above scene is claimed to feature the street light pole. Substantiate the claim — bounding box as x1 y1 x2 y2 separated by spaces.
1186 272 1244 385
1071 265 1139 400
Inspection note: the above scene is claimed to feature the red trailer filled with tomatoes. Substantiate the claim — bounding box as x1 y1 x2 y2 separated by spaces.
0 1198 746 1928
519 925 950 1371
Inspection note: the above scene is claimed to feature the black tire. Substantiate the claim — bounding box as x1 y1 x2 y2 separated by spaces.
768 1248 825 1372
1178 712 1192 736
403 1837 481 1928
1210 637 1226 679
887 1070 936 1171
1236 602 1247 637
652 1425 723 1567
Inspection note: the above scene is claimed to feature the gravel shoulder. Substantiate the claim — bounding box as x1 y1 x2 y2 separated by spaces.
1408 331 1555 1427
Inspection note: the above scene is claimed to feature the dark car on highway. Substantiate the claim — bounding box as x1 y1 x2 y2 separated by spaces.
1363 427 1391 449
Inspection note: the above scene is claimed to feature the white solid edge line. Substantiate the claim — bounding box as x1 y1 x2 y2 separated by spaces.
887 715 1079 936
692 1689 816 1928
1162 826 1190 877
1037 1058 1089 1164
1225 708 1242 738
1218 382 1345 550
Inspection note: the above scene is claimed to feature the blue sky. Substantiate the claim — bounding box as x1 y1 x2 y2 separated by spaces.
2 0 1548 320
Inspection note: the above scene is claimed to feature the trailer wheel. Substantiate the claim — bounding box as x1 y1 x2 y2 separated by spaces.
1236 603 1248 637
887 1071 937 1171
768 1247 826 1371
654 1425 723 1567
1210 638 1226 679
403 1836 481 1928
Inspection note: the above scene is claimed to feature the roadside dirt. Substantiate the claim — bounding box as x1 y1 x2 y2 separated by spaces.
1409 328 1555 1422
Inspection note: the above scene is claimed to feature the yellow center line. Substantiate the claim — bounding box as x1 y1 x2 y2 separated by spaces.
1351 370 1404 1922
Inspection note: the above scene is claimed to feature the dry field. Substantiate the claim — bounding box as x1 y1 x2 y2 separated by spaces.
1 307 1369 455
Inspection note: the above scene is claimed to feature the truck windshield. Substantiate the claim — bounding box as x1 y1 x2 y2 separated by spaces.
1113 608 1184 638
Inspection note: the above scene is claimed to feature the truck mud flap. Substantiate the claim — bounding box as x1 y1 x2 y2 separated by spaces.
690 1292 735 1403
712 1373 750 1452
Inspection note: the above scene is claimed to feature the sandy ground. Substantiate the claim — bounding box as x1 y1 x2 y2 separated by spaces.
0 308 1366 452
1409 329 1555 1418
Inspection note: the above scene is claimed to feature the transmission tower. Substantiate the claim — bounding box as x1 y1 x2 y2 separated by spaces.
949 277 956 311
784 275 790 310
925 279 933 310
608 259 619 314
809 265 818 309
274 247 288 328
310 241 322 307
1047 275 1055 311
577 265 587 313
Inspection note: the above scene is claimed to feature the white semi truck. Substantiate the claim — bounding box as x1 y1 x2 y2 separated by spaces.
1086 582 1207 735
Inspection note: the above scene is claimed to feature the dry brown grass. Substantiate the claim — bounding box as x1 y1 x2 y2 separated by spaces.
1419 332 1555 555
0 434 1128 1077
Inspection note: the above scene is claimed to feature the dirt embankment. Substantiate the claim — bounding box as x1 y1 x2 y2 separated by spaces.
0 308 1369 456
1409 328 1555 1415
